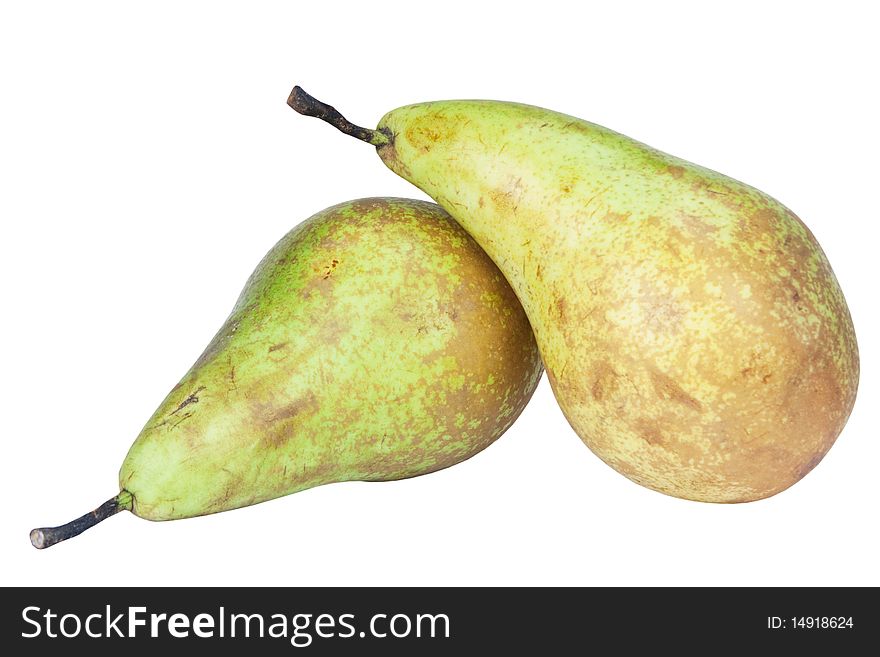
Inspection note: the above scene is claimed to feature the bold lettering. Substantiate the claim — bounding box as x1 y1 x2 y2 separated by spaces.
193 613 214 638
167 613 189 638
129 606 147 637
151 613 167 637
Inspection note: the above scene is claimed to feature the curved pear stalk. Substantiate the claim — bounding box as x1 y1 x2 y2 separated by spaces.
288 86 391 147
30 492 132 549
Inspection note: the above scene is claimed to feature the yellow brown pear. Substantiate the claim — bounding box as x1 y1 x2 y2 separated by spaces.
290 88 859 503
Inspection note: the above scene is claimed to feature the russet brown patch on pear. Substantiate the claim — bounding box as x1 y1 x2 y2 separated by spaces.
649 369 702 411
590 361 620 402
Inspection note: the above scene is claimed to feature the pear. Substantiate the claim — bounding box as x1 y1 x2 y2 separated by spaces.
290 88 859 503
31 198 542 548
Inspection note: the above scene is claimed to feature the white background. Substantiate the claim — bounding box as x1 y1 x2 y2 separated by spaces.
1 1 877 586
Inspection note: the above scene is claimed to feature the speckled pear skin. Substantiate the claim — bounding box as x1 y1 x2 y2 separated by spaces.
374 101 858 503
120 198 542 520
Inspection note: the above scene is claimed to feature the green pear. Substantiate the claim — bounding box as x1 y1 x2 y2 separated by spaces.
31 198 542 548
289 88 859 503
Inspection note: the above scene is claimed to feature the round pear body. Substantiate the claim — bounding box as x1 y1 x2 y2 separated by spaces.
120 198 542 520
371 101 858 503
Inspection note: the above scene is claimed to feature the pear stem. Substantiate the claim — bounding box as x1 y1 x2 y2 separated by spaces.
30 491 133 550
287 86 391 147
